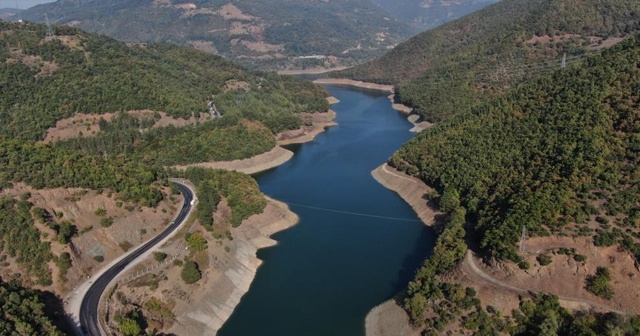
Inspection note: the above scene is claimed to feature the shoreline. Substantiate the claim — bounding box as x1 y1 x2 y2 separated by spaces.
163 101 340 334
371 163 438 226
173 146 294 175
313 78 394 93
316 78 428 133
277 110 338 146
366 165 439 336
167 197 299 335
173 102 339 174
278 67 348 75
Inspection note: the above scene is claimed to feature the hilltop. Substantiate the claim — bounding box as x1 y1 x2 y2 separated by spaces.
21 0 417 70
0 21 328 141
335 0 640 122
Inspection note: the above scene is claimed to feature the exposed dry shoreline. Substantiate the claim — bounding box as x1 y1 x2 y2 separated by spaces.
152 101 339 334
315 78 430 133
161 81 425 335
277 110 337 145
173 146 294 175
167 198 299 335
313 78 394 92
367 164 438 336
278 67 348 75
371 163 438 226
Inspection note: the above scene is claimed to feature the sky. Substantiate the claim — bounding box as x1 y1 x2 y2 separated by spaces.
0 0 56 10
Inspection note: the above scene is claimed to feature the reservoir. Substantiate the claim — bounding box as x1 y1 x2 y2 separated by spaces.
218 85 436 336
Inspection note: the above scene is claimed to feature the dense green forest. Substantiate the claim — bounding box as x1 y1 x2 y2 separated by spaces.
0 197 53 286
21 0 415 69
335 0 640 122
0 21 328 141
392 35 640 262
176 167 266 227
397 34 640 333
0 139 167 206
58 114 277 166
0 279 64 335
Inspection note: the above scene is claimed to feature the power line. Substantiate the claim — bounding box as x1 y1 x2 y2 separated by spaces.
358 45 606 85
388 52 597 87
282 201 422 222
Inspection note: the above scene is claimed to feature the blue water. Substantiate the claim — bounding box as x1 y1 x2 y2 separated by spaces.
218 85 435 336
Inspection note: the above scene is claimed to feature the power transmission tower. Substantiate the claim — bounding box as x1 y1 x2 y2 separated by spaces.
15 0 23 22
45 14 53 41
561 53 567 69
519 226 528 252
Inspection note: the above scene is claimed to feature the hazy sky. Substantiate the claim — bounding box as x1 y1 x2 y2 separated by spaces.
0 0 56 10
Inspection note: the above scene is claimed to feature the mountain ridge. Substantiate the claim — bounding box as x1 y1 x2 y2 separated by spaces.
21 0 417 69
334 0 640 122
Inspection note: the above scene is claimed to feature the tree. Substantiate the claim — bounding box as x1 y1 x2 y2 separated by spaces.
439 187 461 213
404 293 427 326
119 318 141 336
153 252 167 262
57 221 75 244
181 260 202 284
186 233 208 251
586 267 614 299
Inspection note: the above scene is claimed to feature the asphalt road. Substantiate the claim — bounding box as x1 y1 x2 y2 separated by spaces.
79 181 193 335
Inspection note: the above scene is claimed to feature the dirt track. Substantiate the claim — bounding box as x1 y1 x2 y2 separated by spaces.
461 251 624 314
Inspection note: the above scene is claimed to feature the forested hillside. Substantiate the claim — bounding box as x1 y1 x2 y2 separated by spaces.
396 35 640 332
371 0 498 30
0 279 64 335
58 115 277 166
21 0 416 69
0 21 328 141
336 0 640 122
0 20 329 333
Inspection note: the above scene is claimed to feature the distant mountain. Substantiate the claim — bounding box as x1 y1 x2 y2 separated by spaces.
21 0 418 69
335 0 640 122
371 0 498 30
0 8 19 20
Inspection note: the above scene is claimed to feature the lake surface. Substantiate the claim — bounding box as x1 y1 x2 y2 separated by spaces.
218 85 435 336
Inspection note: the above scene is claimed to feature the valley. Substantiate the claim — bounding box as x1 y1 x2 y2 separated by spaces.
1 0 640 335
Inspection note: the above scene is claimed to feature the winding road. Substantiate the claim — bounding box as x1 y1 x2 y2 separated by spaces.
76 181 194 336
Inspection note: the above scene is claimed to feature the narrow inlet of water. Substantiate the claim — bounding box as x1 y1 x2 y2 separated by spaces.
218 85 436 336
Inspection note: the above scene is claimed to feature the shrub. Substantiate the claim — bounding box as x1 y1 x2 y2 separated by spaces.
536 254 553 266
153 252 167 262
573 254 587 262
181 260 202 284
100 217 114 227
593 230 618 247
586 267 614 299
186 233 208 251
